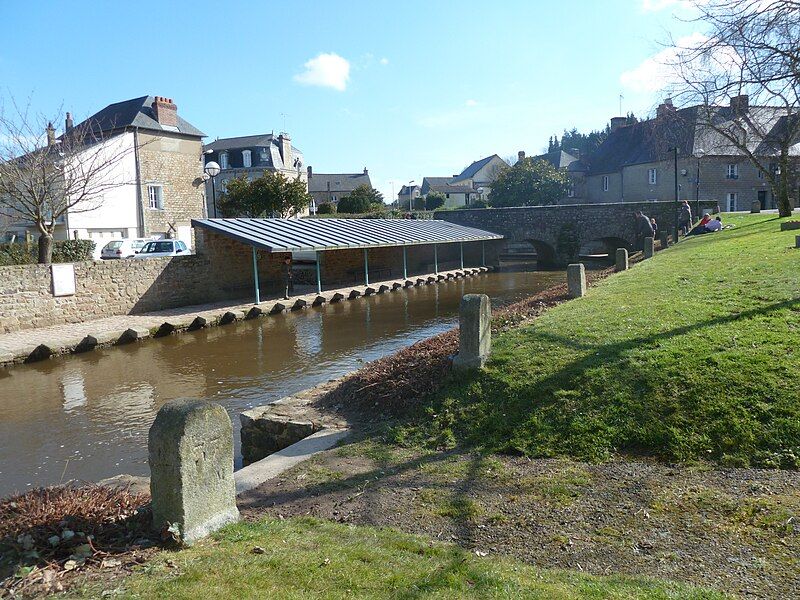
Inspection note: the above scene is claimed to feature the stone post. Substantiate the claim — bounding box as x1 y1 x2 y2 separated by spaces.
659 230 669 249
148 400 239 545
453 294 491 370
751 200 761 213
796 235 800 249
615 248 629 272
567 263 586 298
643 237 654 259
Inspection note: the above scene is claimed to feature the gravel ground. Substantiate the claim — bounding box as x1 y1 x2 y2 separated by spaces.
239 442 799 599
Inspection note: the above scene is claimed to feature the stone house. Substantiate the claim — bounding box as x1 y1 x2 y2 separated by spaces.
306 167 372 209
450 154 508 199
4 96 206 248
397 184 421 210
420 177 478 209
580 97 799 210
529 149 587 203
203 133 306 217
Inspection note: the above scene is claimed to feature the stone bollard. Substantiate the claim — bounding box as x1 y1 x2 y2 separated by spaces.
453 294 491 370
659 230 669 249
615 248 629 272
148 400 239 545
751 200 761 213
643 237 654 259
567 263 586 298
796 235 800 249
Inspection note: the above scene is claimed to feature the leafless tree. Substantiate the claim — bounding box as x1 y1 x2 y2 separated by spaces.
668 0 799 216
0 98 137 263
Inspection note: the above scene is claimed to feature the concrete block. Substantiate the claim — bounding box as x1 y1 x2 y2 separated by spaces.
246 306 264 319
567 263 586 298
154 322 176 337
659 231 669 249
403 280 415 288
218 311 238 326
312 295 327 306
378 284 390 293
348 289 362 299
751 200 761 213
118 327 150 344
615 248 629 272
363 286 376 296
291 298 308 310
268 302 286 315
24 344 53 364
796 235 800 249
643 237 654 259
452 293 491 371
188 316 208 330
148 400 239 545
329 292 345 303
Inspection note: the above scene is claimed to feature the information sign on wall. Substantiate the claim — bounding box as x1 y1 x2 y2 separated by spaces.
51 264 76 296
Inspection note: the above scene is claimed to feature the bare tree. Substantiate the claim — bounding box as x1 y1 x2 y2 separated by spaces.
0 98 137 263
669 0 799 216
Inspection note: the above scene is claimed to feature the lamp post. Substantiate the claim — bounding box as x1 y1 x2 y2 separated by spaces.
476 187 484 208
408 180 416 212
204 161 221 218
693 148 705 220
669 147 679 243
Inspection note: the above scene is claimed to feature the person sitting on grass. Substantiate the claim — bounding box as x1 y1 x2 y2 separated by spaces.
688 216 722 235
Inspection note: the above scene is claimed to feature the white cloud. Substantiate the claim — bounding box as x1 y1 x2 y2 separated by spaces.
465 99 478 107
380 57 389 65
619 32 708 93
294 53 350 91
641 0 696 12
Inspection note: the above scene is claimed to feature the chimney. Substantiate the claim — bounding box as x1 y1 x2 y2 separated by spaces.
569 147 580 159
518 150 525 163
610 116 628 131
363 167 368 175
656 97 675 119
307 165 312 179
730 94 749 115
151 96 178 127
65 112 73 133
46 122 56 146
278 132 292 167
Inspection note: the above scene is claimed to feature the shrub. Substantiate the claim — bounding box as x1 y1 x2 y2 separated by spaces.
316 202 335 214
0 240 95 266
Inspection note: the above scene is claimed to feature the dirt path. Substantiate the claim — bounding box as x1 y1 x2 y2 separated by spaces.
239 440 799 599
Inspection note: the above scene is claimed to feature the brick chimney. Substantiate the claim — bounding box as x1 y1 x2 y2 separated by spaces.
517 150 525 163
307 165 313 179
151 96 178 127
278 132 292 168
363 167 368 175
610 116 628 131
730 94 749 115
65 112 73 133
46 122 55 146
656 97 675 119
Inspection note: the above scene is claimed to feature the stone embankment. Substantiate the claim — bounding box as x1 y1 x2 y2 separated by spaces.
0 267 492 368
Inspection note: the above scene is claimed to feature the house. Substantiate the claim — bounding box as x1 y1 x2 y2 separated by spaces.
420 177 478 208
203 133 306 217
530 149 587 203
4 96 206 248
450 154 507 199
307 167 372 208
397 184 421 210
581 96 799 210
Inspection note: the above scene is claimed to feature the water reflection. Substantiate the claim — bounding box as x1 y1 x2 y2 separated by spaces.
0 269 562 496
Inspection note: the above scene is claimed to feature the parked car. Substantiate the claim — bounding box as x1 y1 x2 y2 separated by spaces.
133 239 191 258
100 238 152 260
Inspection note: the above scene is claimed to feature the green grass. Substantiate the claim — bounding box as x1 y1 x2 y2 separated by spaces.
393 214 800 468
69 518 726 599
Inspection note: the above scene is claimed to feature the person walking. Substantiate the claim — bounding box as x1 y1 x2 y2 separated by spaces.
634 210 654 251
282 256 294 300
678 201 692 237
650 217 659 240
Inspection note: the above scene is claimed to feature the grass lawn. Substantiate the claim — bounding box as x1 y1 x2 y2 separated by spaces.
69 518 726 599
392 214 800 468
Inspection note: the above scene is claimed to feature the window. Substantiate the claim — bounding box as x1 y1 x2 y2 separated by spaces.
260 148 269 163
727 192 738 212
648 168 657 185
726 163 739 179
567 181 575 198
446 193 450 198
602 176 609 192
757 168 765 180
242 150 252 168
147 184 163 209
219 152 229 170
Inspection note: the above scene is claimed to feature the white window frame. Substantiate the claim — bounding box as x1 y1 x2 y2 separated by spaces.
567 181 575 198
147 184 164 210
242 150 252 168
727 192 738 211
726 163 738 179
648 168 657 185
220 152 229 170
602 176 609 192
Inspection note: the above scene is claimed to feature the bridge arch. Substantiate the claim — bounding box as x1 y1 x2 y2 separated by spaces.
525 239 558 267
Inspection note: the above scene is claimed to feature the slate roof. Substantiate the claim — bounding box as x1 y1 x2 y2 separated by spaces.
421 177 476 195
192 218 503 252
74 95 205 138
204 134 301 154
308 172 372 194
535 150 585 171
453 154 504 182
585 104 798 176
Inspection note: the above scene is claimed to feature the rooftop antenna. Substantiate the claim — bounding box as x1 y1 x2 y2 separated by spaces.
619 93 624 116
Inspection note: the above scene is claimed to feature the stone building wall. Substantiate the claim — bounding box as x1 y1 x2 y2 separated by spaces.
138 132 206 242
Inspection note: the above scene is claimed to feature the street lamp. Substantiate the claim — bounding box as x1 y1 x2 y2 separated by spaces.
476 187 485 207
669 147 679 243
408 180 416 212
204 161 221 218
693 148 705 219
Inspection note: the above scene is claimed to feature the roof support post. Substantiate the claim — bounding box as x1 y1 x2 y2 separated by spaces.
459 242 464 270
252 247 261 305
481 241 486 267
402 246 408 279
315 251 322 294
363 248 369 286
434 244 438 275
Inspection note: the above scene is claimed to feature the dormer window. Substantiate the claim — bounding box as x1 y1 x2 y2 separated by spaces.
242 150 252 168
260 148 269 163
219 152 229 170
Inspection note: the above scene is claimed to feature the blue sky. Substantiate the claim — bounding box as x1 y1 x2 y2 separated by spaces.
0 0 699 201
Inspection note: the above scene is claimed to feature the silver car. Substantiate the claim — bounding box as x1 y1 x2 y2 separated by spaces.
100 238 151 259
133 239 191 258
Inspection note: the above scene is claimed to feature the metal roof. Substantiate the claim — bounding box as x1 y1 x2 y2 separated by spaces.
192 218 503 252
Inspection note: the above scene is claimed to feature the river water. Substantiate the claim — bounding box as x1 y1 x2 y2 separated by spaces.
0 268 562 497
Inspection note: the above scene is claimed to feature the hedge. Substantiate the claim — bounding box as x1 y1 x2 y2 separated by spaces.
0 240 96 266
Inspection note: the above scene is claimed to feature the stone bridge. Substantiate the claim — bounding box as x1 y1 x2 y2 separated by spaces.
438 201 681 266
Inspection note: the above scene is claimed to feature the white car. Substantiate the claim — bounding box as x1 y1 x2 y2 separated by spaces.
133 239 191 258
100 238 151 260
